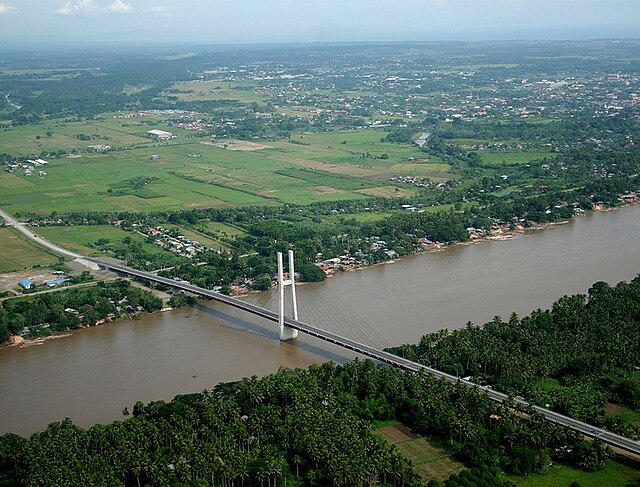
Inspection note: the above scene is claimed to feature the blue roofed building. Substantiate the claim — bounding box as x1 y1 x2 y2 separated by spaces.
19 279 33 289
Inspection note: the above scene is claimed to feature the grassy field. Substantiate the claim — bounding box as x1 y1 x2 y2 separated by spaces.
357 186 419 198
0 118 153 155
1 120 463 215
377 423 465 484
162 80 269 104
390 163 452 173
509 458 640 487
329 211 392 223
35 225 161 257
479 150 552 165
200 221 248 237
0 227 59 272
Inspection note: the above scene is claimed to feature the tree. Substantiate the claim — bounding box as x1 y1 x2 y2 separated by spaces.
299 263 326 282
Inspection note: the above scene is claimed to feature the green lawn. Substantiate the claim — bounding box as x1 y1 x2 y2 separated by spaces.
0 227 60 272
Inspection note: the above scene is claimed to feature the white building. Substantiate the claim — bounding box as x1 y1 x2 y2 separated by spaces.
146 129 175 141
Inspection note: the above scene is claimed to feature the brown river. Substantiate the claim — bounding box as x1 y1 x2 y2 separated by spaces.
1 205 640 436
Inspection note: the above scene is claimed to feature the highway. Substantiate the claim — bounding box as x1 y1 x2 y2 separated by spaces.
1 209 639 455
0 208 84 260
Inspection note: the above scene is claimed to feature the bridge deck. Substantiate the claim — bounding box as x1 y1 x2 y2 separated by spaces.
93 258 640 456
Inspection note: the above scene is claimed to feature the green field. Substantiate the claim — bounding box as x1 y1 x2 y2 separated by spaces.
510 458 640 487
390 163 452 173
329 211 392 223
200 221 248 237
0 227 59 272
1 120 464 215
357 186 419 198
377 423 465 484
276 167 379 191
480 150 552 165
0 119 151 155
35 225 161 257
163 80 269 104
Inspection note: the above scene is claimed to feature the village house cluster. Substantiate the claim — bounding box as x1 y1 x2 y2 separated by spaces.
147 227 211 257
5 158 49 177
389 175 435 189
315 252 365 274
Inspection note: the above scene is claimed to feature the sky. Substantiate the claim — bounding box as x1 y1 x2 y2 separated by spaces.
0 0 639 45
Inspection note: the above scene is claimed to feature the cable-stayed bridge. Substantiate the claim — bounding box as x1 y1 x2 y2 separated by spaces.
0 207 637 456
90 255 640 457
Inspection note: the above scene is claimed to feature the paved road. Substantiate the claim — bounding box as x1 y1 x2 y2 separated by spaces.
0 208 84 260
93 258 640 456
2 209 639 455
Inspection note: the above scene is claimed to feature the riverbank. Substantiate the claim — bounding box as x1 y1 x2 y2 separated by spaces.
0 305 177 349
7 333 73 349
0 201 635 349
334 200 639 277
320 211 579 278
2 203 640 436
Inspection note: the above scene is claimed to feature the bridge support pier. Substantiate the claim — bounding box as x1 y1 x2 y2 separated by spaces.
278 250 299 341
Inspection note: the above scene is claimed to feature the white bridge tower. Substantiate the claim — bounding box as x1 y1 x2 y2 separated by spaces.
277 250 299 341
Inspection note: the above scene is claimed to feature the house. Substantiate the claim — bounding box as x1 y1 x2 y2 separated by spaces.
19 279 33 289
88 145 111 153
146 129 175 141
46 278 72 287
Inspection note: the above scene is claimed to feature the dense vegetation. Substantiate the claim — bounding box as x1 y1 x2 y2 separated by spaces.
0 280 162 342
0 358 613 486
1 271 638 485
389 277 640 439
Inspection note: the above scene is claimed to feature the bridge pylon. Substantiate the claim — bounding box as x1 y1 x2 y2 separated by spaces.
277 250 299 341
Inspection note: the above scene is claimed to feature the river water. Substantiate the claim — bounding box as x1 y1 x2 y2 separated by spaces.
1 205 639 436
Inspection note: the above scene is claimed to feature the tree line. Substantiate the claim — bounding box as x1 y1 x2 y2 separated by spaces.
0 280 162 342
389 277 640 440
0 359 611 486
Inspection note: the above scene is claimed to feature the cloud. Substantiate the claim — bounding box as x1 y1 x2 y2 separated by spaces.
0 2 16 14
55 0 133 15
108 0 133 13
55 0 99 15
144 5 175 16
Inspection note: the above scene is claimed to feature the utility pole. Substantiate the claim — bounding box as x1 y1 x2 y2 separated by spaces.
277 250 299 341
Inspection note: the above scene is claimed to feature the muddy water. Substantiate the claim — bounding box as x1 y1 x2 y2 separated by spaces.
1 205 639 436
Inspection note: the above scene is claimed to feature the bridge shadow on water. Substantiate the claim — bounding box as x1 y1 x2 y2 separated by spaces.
193 303 354 365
